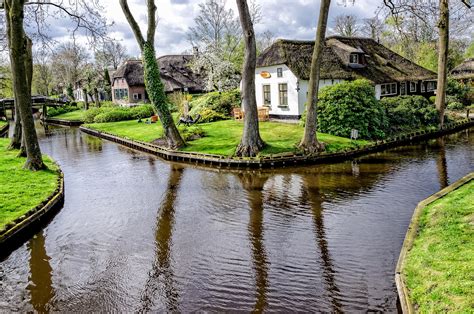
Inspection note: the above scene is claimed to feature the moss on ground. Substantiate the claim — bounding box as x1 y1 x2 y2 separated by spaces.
404 180 474 312
0 139 59 230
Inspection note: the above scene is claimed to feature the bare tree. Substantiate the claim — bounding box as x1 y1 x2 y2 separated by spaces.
33 48 53 96
51 41 89 90
299 0 331 153
119 0 185 149
333 14 361 37
362 16 385 41
257 30 276 54
95 41 128 70
235 0 264 157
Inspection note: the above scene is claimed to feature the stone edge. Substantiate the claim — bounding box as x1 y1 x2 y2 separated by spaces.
79 119 473 169
0 164 64 249
46 118 83 126
395 172 474 313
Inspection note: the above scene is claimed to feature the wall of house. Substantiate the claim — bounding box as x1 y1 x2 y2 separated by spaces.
255 65 299 118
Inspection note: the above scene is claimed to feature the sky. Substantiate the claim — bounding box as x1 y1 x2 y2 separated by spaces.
44 0 381 58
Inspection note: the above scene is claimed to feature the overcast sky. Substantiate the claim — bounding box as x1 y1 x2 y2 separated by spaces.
52 0 381 58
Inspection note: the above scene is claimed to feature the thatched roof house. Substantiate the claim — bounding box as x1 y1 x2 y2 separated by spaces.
257 36 436 84
255 36 438 119
451 58 474 81
111 56 205 104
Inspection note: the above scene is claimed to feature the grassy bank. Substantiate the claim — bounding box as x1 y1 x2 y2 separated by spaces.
85 119 369 156
52 110 85 121
404 179 474 312
0 139 60 230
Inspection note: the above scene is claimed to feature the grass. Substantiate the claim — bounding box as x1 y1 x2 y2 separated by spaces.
0 139 60 230
404 180 474 312
85 119 370 156
52 110 85 121
0 120 7 128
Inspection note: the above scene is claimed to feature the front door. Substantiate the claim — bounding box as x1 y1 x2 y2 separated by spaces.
400 82 407 95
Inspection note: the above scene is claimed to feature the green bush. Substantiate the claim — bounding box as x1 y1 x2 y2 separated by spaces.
93 108 131 123
189 89 240 117
47 105 79 117
447 101 465 111
198 108 228 123
317 79 388 139
83 108 104 123
380 95 439 134
429 96 436 104
130 104 155 119
447 78 470 104
178 125 205 141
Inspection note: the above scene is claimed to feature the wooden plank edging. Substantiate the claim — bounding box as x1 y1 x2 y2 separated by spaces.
79 119 473 169
0 165 65 251
395 172 474 313
46 118 84 126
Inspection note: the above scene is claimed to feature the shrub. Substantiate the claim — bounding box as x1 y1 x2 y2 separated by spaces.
429 96 436 104
380 95 438 134
317 79 388 139
198 108 228 123
178 125 205 141
47 105 79 117
130 104 155 119
447 101 465 111
93 109 131 123
447 78 470 104
83 108 104 123
189 89 240 117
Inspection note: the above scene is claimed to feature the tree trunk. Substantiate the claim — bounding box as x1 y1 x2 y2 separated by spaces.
94 88 100 107
235 0 264 157
83 88 89 110
435 0 449 128
6 0 45 170
143 43 185 149
299 0 331 153
9 101 22 150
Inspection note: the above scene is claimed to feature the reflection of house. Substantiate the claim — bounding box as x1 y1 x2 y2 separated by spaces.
451 58 474 84
111 56 205 105
255 36 438 119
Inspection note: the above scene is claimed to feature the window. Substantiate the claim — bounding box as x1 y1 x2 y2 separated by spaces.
114 88 129 100
277 68 283 78
133 93 142 100
410 81 417 93
421 82 426 92
349 53 359 64
427 81 437 91
381 83 397 96
278 83 288 107
400 82 407 95
262 85 271 106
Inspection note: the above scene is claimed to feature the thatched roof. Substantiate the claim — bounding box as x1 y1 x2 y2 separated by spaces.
112 55 205 93
451 58 474 80
256 36 437 84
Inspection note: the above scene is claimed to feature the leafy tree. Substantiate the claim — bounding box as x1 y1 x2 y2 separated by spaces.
119 0 185 148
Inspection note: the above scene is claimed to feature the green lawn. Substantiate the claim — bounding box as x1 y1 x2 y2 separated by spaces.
0 120 7 128
52 110 85 121
86 119 369 156
0 139 60 230
404 180 474 312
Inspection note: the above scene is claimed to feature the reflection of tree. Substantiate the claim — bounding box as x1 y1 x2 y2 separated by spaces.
139 165 184 312
436 138 449 189
27 231 55 313
237 173 270 313
301 176 342 312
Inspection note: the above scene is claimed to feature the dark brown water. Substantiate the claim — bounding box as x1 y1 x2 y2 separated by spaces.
1 127 473 312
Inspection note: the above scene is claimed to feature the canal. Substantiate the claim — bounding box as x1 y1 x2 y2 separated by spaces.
1 127 473 312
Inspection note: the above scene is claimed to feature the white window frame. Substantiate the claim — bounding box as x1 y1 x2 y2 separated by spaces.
410 81 417 93
421 81 426 92
380 83 397 96
349 53 359 64
278 83 288 107
427 81 436 91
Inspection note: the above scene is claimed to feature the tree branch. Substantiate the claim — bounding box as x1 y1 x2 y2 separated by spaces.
119 0 145 51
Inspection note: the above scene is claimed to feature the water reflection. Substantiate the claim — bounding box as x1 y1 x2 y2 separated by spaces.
238 172 270 313
27 231 55 313
436 138 449 189
301 175 342 312
139 165 184 312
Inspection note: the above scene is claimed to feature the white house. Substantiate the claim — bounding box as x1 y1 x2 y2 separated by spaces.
255 36 438 119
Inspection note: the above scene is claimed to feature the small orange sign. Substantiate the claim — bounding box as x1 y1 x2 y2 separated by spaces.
260 71 271 79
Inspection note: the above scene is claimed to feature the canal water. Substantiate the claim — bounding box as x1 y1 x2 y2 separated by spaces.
1 127 473 312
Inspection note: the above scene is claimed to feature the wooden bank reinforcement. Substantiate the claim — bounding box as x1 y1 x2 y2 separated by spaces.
395 172 474 313
80 118 474 169
0 167 64 256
